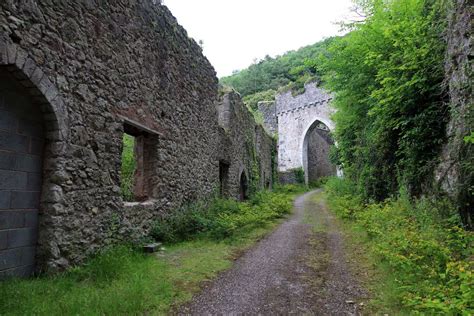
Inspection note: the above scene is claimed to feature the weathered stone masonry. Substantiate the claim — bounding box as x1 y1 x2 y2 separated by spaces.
0 1 274 278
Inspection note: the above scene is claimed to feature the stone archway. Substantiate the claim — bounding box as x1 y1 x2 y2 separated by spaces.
301 119 336 184
0 39 68 278
239 170 249 201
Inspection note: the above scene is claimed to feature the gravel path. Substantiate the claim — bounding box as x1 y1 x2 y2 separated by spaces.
179 190 366 315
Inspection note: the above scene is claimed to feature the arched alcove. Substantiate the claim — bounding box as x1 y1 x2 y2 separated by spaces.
0 40 67 278
302 119 336 184
239 170 249 201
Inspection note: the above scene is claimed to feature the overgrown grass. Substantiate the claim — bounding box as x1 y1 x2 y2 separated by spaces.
151 185 306 243
324 177 474 314
0 185 306 315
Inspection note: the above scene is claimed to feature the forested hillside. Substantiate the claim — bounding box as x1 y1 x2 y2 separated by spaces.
220 38 335 110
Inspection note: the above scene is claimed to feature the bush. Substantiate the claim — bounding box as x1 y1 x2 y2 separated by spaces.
150 188 299 243
324 177 474 314
293 167 305 184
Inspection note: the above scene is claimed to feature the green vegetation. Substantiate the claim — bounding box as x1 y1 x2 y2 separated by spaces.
293 167 305 184
151 185 305 243
0 185 306 315
121 134 136 201
319 0 450 201
324 177 473 314
220 38 335 111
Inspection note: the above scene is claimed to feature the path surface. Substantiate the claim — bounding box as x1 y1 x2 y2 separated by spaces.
179 190 366 315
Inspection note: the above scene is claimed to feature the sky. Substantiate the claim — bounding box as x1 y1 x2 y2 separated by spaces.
164 0 355 78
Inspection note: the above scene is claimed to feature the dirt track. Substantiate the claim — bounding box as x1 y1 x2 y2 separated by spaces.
179 190 366 315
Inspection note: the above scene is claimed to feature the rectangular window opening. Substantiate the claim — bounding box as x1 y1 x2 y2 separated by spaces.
121 133 137 201
121 123 152 202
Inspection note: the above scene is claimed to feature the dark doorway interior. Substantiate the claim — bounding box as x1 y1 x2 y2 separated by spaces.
239 171 248 201
219 161 230 198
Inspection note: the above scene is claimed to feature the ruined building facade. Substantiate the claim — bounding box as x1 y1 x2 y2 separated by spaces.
259 83 337 184
0 1 274 279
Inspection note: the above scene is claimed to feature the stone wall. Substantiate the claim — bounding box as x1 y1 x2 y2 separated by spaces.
217 91 275 199
0 0 275 278
257 101 277 136
435 0 473 226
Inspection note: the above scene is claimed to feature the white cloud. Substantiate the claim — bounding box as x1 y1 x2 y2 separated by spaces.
164 0 354 77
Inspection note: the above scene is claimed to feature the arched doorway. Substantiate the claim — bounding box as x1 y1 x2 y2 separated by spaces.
239 171 248 201
302 120 336 184
0 66 44 278
0 41 66 279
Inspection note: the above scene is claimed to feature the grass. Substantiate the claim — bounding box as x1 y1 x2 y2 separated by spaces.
0 185 306 315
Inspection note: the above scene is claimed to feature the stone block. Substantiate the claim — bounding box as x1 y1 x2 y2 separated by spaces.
0 264 34 280
7 228 37 248
6 44 17 65
10 191 40 209
0 191 11 209
0 131 29 153
0 170 28 190
26 173 42 191
0 110 18 132
143 242 162 253
0 211 25 229
15 49 28 70
0 248 22 270
24 210 38 228
0 231 7 250
21 246 36 265
22 58 36 78
15 154 42 172
30 67 44 88
0 152 16 170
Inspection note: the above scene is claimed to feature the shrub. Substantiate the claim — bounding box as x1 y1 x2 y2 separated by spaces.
324 177 474 314
150 187 300 243
293 167 305 184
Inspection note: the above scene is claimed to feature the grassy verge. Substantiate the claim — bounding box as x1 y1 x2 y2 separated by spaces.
324 177 473 314
0 185 307 315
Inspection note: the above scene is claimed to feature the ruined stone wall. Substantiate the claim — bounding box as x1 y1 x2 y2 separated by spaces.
217 91 275 199
435 0 473 226
0 0 275 277
257 101 277 136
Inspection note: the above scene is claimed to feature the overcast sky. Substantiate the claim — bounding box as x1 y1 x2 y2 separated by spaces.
164 0 355 78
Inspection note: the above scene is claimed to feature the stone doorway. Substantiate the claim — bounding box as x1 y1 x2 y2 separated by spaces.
0 67 44 279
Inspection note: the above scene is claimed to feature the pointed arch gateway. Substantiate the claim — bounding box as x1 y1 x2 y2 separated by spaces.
301 118 337 184
0 39 68 279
